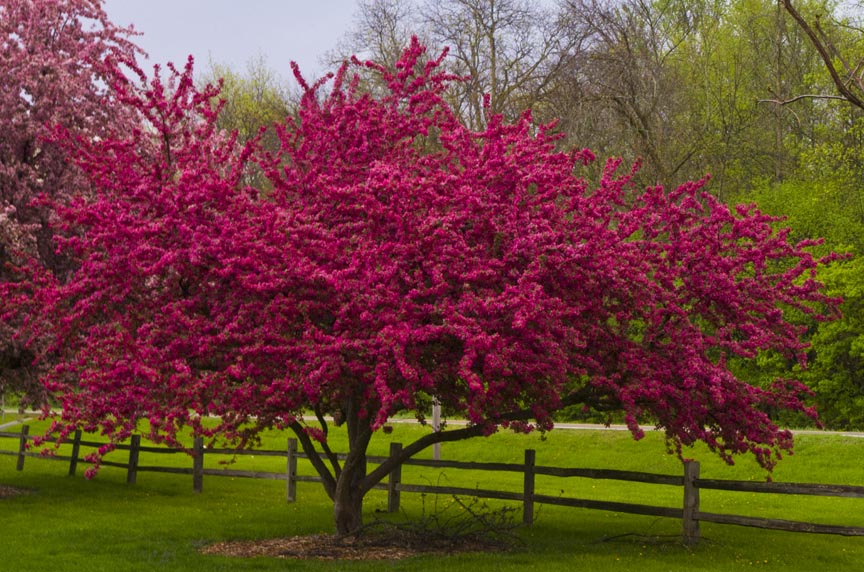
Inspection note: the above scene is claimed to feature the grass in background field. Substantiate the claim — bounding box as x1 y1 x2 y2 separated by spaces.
1 420 863 571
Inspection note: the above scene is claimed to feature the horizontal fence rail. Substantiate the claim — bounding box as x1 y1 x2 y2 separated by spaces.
3 426 864 543
0 427 294 498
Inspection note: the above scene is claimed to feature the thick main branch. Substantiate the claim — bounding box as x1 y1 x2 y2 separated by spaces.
358 384 605 493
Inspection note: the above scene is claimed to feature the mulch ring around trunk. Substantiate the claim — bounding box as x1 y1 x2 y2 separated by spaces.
201 532 513 561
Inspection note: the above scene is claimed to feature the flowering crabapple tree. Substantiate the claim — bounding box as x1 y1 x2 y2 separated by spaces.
0 0 141 404
17 39 838 535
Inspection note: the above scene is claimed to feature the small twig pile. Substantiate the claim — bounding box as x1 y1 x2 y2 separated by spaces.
358 494 523 553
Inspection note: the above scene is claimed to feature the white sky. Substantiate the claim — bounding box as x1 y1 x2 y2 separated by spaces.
103 1 360 83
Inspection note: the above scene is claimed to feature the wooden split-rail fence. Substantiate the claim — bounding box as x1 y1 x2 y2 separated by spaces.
2 425 864 544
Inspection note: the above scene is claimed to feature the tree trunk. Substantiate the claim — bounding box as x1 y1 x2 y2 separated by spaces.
333 481 365 537
333 396 371 536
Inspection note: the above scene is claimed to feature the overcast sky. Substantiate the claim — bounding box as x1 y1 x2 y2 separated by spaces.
103 1 360 83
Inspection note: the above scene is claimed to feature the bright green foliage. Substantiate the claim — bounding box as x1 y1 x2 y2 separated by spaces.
798 111 864 210
667 0 837 194
807 257 864 427
201 55 294 187
746 179 864 428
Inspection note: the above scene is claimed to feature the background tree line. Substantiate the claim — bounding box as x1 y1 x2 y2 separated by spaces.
205 0 864 201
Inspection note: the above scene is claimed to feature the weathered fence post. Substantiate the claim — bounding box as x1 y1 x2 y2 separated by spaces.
286 438 297 502
16 424 29 471
193 437 204 493
387 442 402 513
68 430 82 476
682 460 701 545
523 449 536 525
127 435 141 485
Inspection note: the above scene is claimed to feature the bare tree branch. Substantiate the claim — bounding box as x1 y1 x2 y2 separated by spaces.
781 0 864 110
757 94 852 105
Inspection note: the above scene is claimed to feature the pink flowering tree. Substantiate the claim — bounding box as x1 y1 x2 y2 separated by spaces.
0 0 141 404
18 39 838 535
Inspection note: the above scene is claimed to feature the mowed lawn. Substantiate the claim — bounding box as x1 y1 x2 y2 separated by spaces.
1 418 863 571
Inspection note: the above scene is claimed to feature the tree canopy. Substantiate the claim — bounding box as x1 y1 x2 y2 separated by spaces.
6 37 840 534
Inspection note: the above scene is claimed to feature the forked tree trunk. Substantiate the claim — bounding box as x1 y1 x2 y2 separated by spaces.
333 399 371 537
291 414 372 537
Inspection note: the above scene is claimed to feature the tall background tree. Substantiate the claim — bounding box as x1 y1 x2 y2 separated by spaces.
421 0 575 129
331 0 575 129
0 0 141 407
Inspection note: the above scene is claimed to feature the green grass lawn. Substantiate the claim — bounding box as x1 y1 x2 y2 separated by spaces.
1 421 863 571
